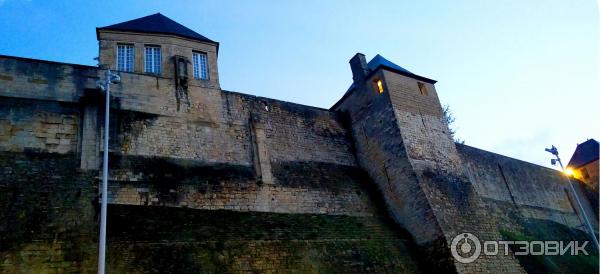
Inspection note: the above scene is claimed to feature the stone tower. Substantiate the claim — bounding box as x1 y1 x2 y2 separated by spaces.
332 53 525 273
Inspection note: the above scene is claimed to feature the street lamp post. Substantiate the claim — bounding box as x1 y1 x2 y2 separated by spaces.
96 70 120 274
545 145 599 250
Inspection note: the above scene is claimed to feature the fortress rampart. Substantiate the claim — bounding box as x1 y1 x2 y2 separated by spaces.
1 14 597 274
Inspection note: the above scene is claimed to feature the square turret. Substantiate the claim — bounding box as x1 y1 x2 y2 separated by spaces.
96 13 220 89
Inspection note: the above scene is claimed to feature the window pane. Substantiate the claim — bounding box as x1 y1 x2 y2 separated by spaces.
200 53 208 79
154 48 161 73
126 46 133 71
145 48 151 73
117 46 125 71
144 47 161 73
117 45 134 72
193 53 199 78
193 52 208 79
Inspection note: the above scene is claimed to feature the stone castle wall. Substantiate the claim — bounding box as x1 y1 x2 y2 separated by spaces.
0 98 80 154
336 63 527 273
458 144 598 231
0 54 598 273
334 54 597 273
0 151 99 273
333 68 443 246
0 55 421 272
0 149 422 273
0 55 370 216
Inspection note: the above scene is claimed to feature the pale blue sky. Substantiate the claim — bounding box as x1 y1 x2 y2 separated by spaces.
0 0 598 168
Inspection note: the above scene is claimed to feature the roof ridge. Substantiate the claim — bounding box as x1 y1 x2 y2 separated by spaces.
344 54 435 92
97 13 216 44
568 138 599 168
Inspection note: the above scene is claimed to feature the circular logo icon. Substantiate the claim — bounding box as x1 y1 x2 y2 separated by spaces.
451 233 481 264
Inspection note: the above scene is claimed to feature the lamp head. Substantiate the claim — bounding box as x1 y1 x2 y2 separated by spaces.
545 145 558 156
110 74 121 84
95 80 106 92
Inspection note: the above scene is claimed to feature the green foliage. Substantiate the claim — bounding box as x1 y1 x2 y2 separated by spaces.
443 104 464 144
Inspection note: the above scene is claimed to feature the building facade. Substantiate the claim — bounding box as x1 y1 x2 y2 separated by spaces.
568 139 599 192
0 14 598 273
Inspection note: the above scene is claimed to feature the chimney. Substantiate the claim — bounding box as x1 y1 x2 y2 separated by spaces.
349 53 369 85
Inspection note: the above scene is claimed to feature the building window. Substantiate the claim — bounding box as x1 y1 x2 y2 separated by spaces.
192 52 208 79
144 46 161 74
418 82 428 96
375 79 384 93
117 44 134 72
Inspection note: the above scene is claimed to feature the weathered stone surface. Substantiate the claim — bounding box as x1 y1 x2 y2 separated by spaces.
457 143 598 231
334 57 597 273
0 97 80 154
105 205 421 274
0 151 98 273
0 40 597 273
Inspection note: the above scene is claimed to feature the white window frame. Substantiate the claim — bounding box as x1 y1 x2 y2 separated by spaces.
192 51 209 80
116 44 135 72
144 46 161 74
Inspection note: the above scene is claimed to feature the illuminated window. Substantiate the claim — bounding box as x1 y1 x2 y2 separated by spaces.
116 44 134 72
375 79 384 93
418 82 428 96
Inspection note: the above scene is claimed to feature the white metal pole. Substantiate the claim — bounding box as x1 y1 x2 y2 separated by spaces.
98 70 110 274
558 158 599 250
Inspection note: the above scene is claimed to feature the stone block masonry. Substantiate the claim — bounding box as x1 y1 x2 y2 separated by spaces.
1 54 409 273
0 151 98 273
106 155 377 216
0 97 80 155
382 70 526 273
105 205 421 274
0 149 422 273
0 47 597 274
458 143 598 232
334 53 596 273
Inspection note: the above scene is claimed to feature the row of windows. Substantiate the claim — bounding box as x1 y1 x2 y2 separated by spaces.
116 44 209 79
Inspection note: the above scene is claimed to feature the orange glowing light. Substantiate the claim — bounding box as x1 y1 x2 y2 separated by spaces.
376 80 384 93
564 168 574 176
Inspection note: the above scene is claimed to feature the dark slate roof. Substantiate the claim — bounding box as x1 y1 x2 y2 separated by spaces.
97 13 216 44
368 54 413 74
345 54 435 92
567 139 599 168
